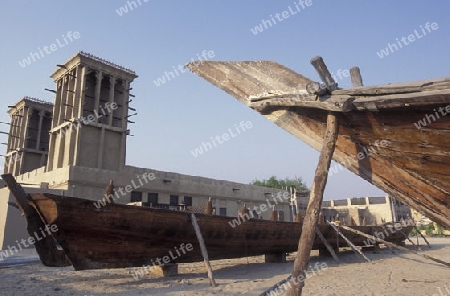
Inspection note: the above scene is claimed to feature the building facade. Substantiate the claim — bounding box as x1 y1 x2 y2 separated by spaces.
0 52 305 249
321 196 411 226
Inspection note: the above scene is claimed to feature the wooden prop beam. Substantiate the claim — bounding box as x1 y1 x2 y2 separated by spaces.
403 232 422 251
287 113 339 296
191 213 217 287
328 222 371 263
413 225 431 248
1 174 71 267
2 173 34 215
339 225 450 268
315 226 340 264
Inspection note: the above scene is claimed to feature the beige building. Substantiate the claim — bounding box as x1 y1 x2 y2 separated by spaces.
3 97 53 176
321 196 411 226
0 52 303 249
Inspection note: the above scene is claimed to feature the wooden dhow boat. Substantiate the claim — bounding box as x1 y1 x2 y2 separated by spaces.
2 174 411 270
186 58 450 229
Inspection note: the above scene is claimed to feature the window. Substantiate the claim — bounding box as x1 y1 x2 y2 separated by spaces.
219 208 227 216
131 191 142 202
278 211 285 221
252 210 259 219
184 196 192 206
290 205 297 215
147 193 158 207
170 195 179 206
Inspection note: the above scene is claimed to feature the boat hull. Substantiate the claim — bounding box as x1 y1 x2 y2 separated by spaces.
27 193 411 270
186 60 450 229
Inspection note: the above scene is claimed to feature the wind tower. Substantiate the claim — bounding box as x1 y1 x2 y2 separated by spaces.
46 52 138 172
3 97 53 176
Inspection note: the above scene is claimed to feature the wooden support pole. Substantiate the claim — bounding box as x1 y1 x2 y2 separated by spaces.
328 222 371 263
350 67 363 87
1 173 70 266
2 173 34 215
336 222 340 252
287 114 339 296
413 225 431 248
315 226 340 264
339 225 450 268
403 232 422 251
190 213 217 287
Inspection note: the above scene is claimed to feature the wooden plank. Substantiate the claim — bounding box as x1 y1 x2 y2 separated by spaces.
250 89 450 113
188 60 450 114
339 225 450 268
191 213 216 287
315 226 340 263
287 113 339 296
250 94 355 113
185 60 313 103
352 89 450 111
333 78 450 96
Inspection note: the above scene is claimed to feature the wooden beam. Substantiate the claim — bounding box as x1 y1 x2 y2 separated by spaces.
333 78 450 96
287 113 339 296
350 67 363 87
250 93 355 113
249 88 450 113
403 232 422 251
2 173 34 215
328 222 371 263
315 226 340 264
413 224 431 248
339 225 450 268
1 174 71 267
310 56 338 92
190 213 216 287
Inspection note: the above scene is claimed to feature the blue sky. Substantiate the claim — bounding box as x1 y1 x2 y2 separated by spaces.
1 1 449 200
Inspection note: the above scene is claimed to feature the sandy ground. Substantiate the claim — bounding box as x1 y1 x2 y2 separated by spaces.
1 237 449 296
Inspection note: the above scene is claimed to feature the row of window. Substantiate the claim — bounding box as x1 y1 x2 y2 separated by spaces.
130 191 193 207
130 191 285 220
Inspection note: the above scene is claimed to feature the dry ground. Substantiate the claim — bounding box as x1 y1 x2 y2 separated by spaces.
1 237 449 296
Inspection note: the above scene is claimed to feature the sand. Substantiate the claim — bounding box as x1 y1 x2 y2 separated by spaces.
1 237 449 296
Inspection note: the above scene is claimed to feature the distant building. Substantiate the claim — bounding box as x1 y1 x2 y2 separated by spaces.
321 196 411 225
3 97 53 176
0 52 306 249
